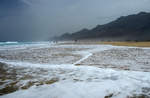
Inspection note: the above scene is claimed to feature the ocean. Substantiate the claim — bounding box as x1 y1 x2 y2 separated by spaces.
0 41 51 46
0 41 52 51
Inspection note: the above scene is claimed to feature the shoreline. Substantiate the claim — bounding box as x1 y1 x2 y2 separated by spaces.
0 43 150 97
57 41 150 47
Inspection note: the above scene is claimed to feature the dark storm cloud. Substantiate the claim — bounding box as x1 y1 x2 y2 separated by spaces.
0 0 35 41
0 0 28 18
0 0 150 41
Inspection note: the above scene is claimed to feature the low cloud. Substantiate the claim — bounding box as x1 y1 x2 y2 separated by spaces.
0 0 150 41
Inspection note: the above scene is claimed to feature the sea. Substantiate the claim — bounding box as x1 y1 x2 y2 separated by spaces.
0 41 52 50
0 41 51 46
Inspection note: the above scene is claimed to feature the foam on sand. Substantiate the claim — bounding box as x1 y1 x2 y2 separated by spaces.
0 43 150 98
1 64 150 98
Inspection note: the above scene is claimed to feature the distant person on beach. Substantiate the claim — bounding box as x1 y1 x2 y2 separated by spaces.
75 39 78 43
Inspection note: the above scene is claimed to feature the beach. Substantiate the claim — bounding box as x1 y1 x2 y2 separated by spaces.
0 42 150 98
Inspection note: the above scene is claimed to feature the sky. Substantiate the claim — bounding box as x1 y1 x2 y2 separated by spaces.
0 0 150 41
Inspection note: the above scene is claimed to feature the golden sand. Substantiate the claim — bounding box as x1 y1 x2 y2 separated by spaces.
97 42 150 47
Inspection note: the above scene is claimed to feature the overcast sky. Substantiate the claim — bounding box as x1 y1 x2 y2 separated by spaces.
0 0 150 41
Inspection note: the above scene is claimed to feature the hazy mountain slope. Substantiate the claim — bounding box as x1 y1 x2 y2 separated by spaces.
55 12 150 41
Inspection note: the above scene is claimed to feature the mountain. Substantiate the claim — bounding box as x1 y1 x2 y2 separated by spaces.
53 12 150 41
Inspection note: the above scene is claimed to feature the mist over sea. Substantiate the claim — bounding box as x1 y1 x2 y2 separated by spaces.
0 41 51 46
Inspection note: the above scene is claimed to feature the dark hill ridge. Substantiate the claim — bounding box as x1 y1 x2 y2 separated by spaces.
55 12 150 41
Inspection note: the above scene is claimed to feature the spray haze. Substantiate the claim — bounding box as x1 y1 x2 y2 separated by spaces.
0 0 150 41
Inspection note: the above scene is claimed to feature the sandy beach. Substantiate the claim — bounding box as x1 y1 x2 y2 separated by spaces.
0 42 150 98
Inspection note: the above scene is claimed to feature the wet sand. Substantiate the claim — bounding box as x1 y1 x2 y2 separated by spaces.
0 43 150 97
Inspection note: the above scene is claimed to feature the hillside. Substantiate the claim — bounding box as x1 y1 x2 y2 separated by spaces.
54 12 150 41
